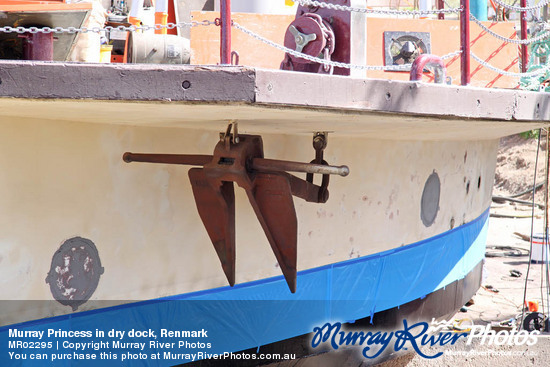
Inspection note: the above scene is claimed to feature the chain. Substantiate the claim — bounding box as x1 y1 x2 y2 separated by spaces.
0 21 215 34
234 21 459 71
292 0 462 15
233 21 365 69
492 0 550 11
471 51 550 76
11 13 541 80
470 14 550 44
441 50 463 59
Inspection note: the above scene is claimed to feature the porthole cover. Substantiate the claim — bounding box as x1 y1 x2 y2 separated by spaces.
46 237 104 310
421 171 440 227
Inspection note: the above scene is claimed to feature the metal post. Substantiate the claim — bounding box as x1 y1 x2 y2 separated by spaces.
350 0 368 78
460 0 471 85
437 0 445 20
520 0 529 72
220 0 232 65
20 33 54 61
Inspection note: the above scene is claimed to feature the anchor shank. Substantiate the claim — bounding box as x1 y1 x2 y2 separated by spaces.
251 158 349 177
123 153 213 166
283 172 327 203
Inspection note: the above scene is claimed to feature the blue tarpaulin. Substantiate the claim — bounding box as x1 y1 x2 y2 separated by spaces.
0 209 489 366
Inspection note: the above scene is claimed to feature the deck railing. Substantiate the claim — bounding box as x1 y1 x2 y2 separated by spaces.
220 0 232 65
459 0 471 85
217 0 545 86
0 0 547 87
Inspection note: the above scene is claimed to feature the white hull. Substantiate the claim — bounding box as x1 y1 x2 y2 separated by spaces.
0 64 546 365
1 113 495 322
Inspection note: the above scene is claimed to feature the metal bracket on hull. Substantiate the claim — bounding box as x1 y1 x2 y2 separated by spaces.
123 123 349 292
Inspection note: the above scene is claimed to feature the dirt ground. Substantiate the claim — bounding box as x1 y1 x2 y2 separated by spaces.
493 132 548 204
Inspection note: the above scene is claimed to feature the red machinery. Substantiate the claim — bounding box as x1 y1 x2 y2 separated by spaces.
0 0 92 61
280 0 362 76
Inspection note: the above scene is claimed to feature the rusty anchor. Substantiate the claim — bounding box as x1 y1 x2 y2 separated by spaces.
123 123 349 292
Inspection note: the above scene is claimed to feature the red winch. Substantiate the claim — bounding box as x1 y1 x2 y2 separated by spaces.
280 0 366 76
281 12 335 74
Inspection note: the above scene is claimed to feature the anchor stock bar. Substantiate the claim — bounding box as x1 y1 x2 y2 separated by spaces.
252 158 349 177
123 153 350 177
123 153 211 165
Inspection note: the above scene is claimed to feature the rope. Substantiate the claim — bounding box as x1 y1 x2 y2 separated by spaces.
292 0 462 15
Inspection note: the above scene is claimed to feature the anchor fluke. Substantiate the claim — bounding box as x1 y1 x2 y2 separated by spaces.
122 124 348 293
248 173 298 293
189 168 236 286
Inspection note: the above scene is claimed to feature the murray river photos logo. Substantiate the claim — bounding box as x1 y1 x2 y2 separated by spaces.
310 318 540 359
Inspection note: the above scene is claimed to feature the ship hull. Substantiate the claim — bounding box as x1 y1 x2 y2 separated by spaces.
0 117 491 365
0 205 487 366
0 63 546 365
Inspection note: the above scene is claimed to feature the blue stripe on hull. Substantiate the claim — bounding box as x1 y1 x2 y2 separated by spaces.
0 209 489 366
